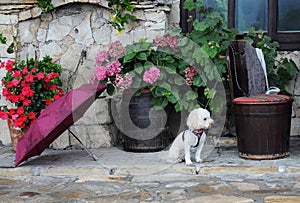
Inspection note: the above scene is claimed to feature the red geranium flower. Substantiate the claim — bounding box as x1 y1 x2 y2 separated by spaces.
28 112 36 120
45 100 53 105
25 74 34 82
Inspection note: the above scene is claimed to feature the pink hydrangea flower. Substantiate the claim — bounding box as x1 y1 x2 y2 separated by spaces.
143 67 160 84
166 36 178 48
107 60 121 76
115 73 133 89
154 36 178 48
109 41 126 59
154 36 168 47
184 66 196 86
88 75 98 84
95 51 109 66
95 66 107 81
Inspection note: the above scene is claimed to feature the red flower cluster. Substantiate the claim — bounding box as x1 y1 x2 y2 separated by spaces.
0 56 63 131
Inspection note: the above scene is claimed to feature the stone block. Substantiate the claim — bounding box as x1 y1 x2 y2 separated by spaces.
93 24 112 45
75 98 111 125
30 7 42 18
294 73 300 95
60 43 84 72
131 29 146 43
177 194 254 203
230 182 260 191
294 96 300 107
70 124 111 148
0 14 18 24
50 130 70 149
111 31 133 45
18 19 39 44
38 42 63 61
47 16 73 41
37 28 47 42
72 13 94 46
0 120 11 146
168 0 180 25
145 11 166 23
19 10 32 21
291 118 300 136
264 196 300 203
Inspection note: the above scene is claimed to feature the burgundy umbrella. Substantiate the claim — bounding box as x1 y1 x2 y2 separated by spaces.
15 84 107 167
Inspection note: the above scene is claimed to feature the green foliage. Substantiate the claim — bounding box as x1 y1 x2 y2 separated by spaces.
184 0 298 112
108 0 136 33
0 33 6 44
0 34 18 55
37 0 54 13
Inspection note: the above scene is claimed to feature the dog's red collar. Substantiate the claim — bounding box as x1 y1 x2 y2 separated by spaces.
192 129 204 138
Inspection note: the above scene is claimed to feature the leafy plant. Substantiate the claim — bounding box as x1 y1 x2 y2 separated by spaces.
0 33 17 55
90 32 224 112
0 55 63 131
184 0 298 98
108 0 136 33
37 0 54 13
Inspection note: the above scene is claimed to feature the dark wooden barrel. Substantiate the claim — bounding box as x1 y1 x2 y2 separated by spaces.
234 96 292 160
121 90 173 152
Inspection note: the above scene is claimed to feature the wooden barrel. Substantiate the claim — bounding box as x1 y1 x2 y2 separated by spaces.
234 94 292 160
121 90 173 152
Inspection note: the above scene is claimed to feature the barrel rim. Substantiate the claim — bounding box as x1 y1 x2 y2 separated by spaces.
239 152 289 160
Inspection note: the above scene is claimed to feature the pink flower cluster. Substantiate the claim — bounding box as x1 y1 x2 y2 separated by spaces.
109 41 126 59
94 60 121 81
95 51 109 66
154 36 178 48
92 41 126 82
143 67 160 84
115 73 133 89
184 66 196 86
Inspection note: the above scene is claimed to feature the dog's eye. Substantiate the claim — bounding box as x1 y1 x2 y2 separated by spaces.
204 118 207 121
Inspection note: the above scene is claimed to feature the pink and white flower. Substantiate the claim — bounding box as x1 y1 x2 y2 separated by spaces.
143 67 160 84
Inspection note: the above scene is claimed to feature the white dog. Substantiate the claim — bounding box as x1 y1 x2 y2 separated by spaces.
168 108 214 165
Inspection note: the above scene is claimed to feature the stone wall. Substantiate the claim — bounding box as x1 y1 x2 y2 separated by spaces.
0 0 180 148
281 51 300 136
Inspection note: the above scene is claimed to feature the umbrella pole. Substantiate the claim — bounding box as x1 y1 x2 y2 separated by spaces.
67 128 98 161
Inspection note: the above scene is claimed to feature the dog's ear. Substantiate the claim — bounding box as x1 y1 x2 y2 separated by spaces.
186 109 199 129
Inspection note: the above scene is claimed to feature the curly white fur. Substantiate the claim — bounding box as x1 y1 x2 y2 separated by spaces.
168 108 214 165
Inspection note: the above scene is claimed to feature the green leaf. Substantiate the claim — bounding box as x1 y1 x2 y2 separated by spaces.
144 61 154 67
166 56 175 63
134 66 143 74
107 84 115 96
132 77 142 88
137 52 148 61
0 33 7 44
167 94 178 103
185 91 198 100
174 102 182 112
7 42 14 54
123 52 137 62
174 77 185 85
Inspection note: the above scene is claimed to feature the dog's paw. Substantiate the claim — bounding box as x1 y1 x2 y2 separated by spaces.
196 158 203 163
185 160 193 166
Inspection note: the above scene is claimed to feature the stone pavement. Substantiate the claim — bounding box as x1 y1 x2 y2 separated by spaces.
0 136 300 203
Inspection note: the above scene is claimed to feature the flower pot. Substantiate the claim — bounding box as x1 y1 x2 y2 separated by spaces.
7 120 24 151
120 89 174 152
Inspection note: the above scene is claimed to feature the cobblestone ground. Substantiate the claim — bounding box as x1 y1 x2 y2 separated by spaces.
0 137 300 203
